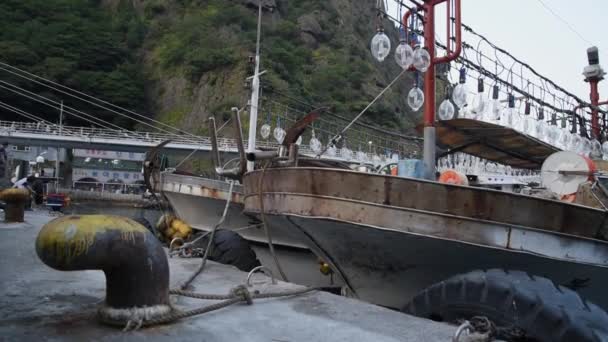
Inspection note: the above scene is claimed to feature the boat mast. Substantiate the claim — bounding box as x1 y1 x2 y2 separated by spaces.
247 1 263 172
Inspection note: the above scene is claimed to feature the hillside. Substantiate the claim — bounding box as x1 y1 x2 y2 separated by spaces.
0 0 425 136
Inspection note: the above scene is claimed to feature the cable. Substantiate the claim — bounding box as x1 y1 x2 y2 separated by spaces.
0 61 203 140
0 82 122 131
0 100 52 123
534 0 593 46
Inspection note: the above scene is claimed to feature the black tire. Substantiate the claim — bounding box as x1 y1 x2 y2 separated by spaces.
132 216 156 235
193 230 261 272
404 269 608 342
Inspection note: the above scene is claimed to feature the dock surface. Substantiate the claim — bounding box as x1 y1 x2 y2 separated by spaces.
0 212 456 341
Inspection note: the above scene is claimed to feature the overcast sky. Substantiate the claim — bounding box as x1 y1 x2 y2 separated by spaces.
387 0 608 101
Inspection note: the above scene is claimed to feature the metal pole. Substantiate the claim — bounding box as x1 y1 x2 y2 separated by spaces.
55 101 63 191
246 1 263 172
590 79 600 139
422 3 436 180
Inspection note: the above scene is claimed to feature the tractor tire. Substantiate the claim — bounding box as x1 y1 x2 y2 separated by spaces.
193 229 261 272
404 269 608 342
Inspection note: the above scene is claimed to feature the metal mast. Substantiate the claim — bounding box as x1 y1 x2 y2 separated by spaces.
246 1 264 171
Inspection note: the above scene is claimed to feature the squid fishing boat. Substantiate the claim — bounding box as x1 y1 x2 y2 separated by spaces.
150 1 608 339
239 116 608 341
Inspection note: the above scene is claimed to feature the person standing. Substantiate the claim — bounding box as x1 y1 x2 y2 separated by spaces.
0 142 8 179
0 142 9 189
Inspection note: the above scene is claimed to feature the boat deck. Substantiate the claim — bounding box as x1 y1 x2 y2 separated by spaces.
0 211 455 341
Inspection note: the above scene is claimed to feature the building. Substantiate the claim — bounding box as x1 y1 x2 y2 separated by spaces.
72 149 146 193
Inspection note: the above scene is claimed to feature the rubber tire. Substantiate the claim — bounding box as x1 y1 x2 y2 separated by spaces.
132 216 156 235
194 230 261 272
404 269 608 342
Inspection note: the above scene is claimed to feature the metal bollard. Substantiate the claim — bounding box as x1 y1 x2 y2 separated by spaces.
0 188 29 222
36 215 172 327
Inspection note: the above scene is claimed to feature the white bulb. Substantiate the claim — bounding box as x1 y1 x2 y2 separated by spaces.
273 127 285 144
356 150 367 162
500 108 511 127
591 139 602 158
407 87 424 111
560 129 571 150
491 99 502 123
533 120 543 139
523 117 534 136
327 144 336 156
372 154 382 166
582 138 592 156
412 47 431 72
452 84 468 108
342 146 353 160
471 93 486 115
309 136 322 153
438 99 455 120
260 124 271 139
370 31 391 62
571 134 582 153
602 141 608 160
394 42 414 69
512 113 523 132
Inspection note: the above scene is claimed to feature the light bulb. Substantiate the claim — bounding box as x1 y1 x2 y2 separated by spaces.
438 99 455 120
546 124 558 145
407 87 424 111
583 138 592 156
260 123 271 139
602 141 608 160
591 139 602 158
356 150 367 162
372 154 382 166
559 128 571 150
490 85 501 123
471 78 486 116
342 146 353 160
452 68 468 109
273 126 285 144
523 116 535 135
394 41 414 69
327 144 336 156
370 30 391 62
571 134 582 153
309 130 322 153
412 47 431 72
452 84 468 109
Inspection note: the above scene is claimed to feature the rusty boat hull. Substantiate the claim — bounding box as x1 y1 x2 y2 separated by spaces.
242 167 608 310
160 172 309 248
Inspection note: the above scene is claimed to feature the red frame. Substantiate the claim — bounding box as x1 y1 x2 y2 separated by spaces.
403 0 462 127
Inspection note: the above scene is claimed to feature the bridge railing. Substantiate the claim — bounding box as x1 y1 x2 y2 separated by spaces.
0 120 389 164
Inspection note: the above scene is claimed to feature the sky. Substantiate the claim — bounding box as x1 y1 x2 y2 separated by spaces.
387 0 608 102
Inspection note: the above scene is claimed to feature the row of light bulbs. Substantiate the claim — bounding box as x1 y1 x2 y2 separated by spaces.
438 152 541 181
259 121 404 165
432 75 608 158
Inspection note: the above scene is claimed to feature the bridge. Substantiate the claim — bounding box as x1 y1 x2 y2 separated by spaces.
0 120 372 163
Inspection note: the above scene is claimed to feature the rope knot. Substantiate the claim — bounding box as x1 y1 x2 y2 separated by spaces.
231 285 253 305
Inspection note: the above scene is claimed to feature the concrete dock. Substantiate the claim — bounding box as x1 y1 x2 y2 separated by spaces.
0 211 456 341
